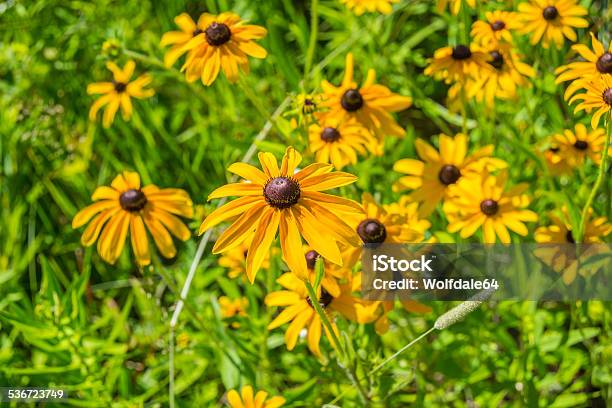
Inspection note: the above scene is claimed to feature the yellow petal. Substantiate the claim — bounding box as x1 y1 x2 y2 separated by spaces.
208 183 262 200
198 196 263 234
245 209 280 283
73 200 118 228
130 214 151 266
212 202 267 253
279 210 308 279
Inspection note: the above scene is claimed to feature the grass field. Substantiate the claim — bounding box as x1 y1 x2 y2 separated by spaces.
0 0 611 406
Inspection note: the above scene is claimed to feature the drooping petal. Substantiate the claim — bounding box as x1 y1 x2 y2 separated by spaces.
245 209 280 283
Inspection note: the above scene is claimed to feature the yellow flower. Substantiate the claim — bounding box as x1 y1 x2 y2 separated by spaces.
87 61 154 128
542 145 573 175
341 193 425 269
451 44 535 107
319 53 412 141
226 386 285 408
535 209 611 244
219 296 248 318
308 117 378 169
72 172 193 266
424 44 493 84
471 11 519 47
198 147 363 283
265 272 339 356
556 33 612 99
552 123 609 167
569 74 612 129
517 0 588 49
383 196 432 238
165 12 267 86
534 208 611 283
340 0 399 15
436 0 475 15
444 172 538 243
393 134 507 216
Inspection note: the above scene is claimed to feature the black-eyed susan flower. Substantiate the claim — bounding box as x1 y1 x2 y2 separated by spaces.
342 193 425 268
569 74 612 129
471 11 519 47
340 0 398 15
72 172 193 266
226 386 285 408
534 208 611 283
219 296 248 318
518 0 588 49
556 33 612 99
383 196 432 238
198 147 363 283
393 134 507 216
453 45 535 107
535 209 611 244
308 117 378 169
552 123 608 167
424 44 493 84
542 145 573 175
436 0 475 15
319 53 412 141
171 12 267 86
265 272 339 357
444 172 538 243
88 61 154 128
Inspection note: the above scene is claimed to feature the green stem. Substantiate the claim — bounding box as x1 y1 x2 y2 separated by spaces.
327 326 435 405
304 280 344 358
577 115 611 242
303 0 319 87
369 326 435 375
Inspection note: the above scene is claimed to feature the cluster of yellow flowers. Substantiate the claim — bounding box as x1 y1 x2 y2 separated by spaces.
75 2 612 404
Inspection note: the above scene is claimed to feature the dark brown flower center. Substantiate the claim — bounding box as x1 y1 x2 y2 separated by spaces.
321 127 341 143
302 98 316 114
357 218 387 244
542 6 558 20
596 52 612 74
489 51 504 70
263 177 300 209
341 89 364 112
549 146 560 153
193 28 204 36
205 22 231 46
438 164 461 185
114 81 127 93
120 189 147 212
451 45 472 60
480 199 499 216
573 140 588 150
603 88 612 106
306 288 334 309
491 20 506 31
305 250 320 269
566 230 575 243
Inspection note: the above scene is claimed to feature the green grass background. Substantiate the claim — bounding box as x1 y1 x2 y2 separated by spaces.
0 0 610 406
